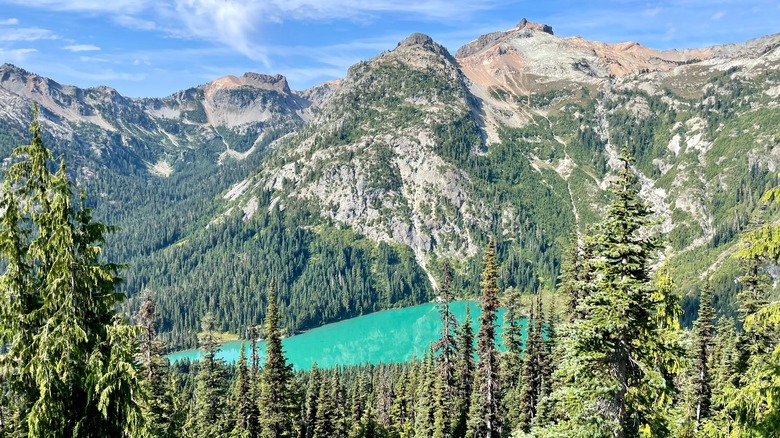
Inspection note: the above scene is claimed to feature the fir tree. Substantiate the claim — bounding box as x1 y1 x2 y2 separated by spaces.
231 344 260 438
539 151 679 437
259 284 296 438
191 313 228 438
517 295 545 433
302 363 321 438
413 351 435 438
0 107 143 437
467 237 502 438
138 290 177 438
453 306 475 438
692 282 715 429
434 261 458 399
499 288 524 432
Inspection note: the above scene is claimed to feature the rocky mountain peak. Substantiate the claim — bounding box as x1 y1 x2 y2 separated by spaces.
243 72 291 94
395 32 455 59
516 18 554 35
455 18 555 58
398 32 435 48
206 72 292 96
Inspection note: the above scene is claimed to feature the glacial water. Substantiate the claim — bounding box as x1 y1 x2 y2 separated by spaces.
167 301 519 370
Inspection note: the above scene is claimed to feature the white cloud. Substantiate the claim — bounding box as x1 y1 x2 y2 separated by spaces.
642 7 662 17
0 27 58 41
7 0 152 14
0 48 37 61
0 18 20 25
711 11 726 20
113 14 157 31
171 0 267 64
64 44 101 52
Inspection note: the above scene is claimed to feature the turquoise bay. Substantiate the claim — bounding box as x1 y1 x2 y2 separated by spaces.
168 301 516 370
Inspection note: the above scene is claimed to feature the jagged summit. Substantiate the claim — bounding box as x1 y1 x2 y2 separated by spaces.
455 18 555 58
207 72 292 95
393 32 456 63
398 32 435 48
516 18 553 35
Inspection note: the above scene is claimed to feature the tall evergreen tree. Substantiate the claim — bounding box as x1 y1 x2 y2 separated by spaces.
723 193 780 435
434 261 458 399
259 284 297 438
467 237 502 438
517 294 549 433
538 151 679 437
231 344 260 438
0 107 143 437
499 288 524 432
190 312 228 438
691 282 715 430
302 363 321 438
453 307 475 438
138 290 177 438
414 350 435 438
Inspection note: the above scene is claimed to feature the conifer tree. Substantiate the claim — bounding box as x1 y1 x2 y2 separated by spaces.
302 363 321 438
191 312 228 438
723 195 780 435
453 306 475 438
138 290 177 438
313 373 345 438
414 350 435 437
259 284 297 438
517 295 548 433
0 107 143 437
539 151 679 437
467 237 502 438
691 282 715 429
559 233 582 320
434 261 458 398
231 344 260 438
499 288 524 432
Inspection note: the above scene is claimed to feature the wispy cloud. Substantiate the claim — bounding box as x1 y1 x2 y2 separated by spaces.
59 66 148 82
711 11 726 20
642 7 662 17
64 44 100 52
171 0 267 64
0 27 58 41
0 18 20 25
4 0 152 14
0 47 37 61
113 14 157 31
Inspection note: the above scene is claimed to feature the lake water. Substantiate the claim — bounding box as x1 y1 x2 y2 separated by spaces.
167 301 518 370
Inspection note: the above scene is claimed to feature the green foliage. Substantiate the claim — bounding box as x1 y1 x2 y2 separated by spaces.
467 237 502 438
259 285 298 438
0 109 143 437
536 151 681 437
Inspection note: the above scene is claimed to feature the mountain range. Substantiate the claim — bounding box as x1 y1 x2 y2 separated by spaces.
1 19 779 346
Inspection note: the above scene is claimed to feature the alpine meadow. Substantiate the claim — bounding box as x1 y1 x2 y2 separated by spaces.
1 13 780 438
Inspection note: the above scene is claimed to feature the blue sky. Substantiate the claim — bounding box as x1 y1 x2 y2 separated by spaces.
0 0 777 97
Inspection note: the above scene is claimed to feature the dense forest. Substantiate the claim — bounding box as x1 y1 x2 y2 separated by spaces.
1 113 780 438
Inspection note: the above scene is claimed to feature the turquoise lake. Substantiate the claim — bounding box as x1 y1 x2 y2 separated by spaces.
167 301 518 370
